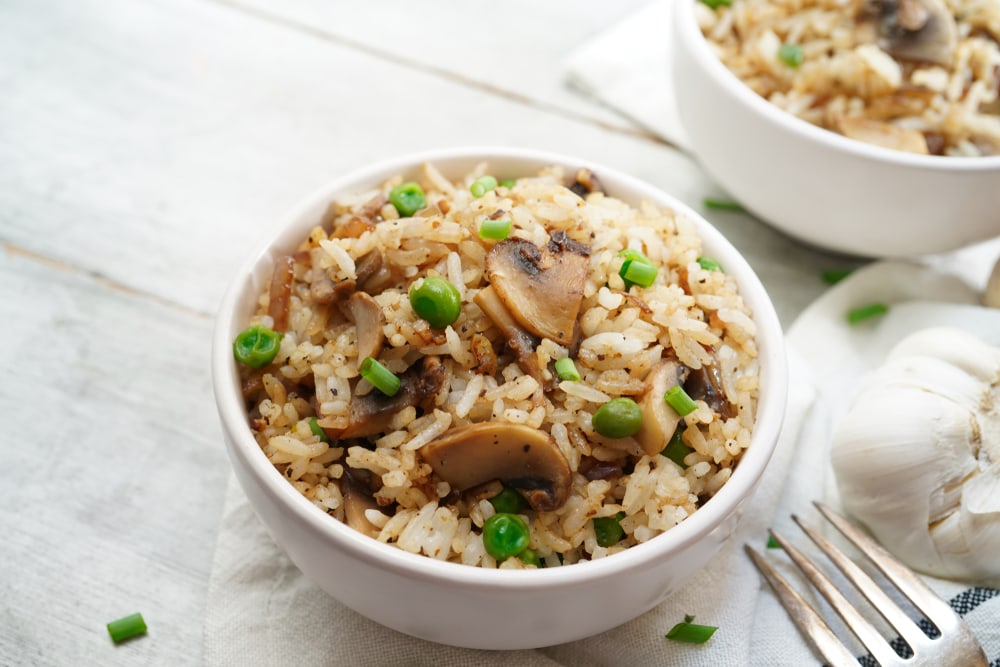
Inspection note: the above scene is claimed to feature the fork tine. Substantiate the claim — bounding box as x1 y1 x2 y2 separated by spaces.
814 502 955 627
744 544 860 667
793 513 927 653
768 527 905 666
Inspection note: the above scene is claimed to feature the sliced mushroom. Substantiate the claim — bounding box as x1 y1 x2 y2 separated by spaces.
568 168 606 198
421 422 571 512
685 363 737 420
837 117 929 154
473 285 544 383
346 292 385 364
634 360 688 456
342 474 383 539
484 232 590 346
268 255 296 332
470 332 498 376
322 355 445 440
860 0 957 66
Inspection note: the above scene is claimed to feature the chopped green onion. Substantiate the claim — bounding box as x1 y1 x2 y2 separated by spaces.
232 325 283 369
470 175 498 198
388 182 427 217
778 43 804 68
555 357 581 382
697 256 723 272
822 268 853 285
617 249 658 289
766 535 781 549
661 427 692 469
621 259 659 288
592 397 643 438
593 511 626 547
666 617 718 644
409 276 462 329
309 417 329 442
488 487 527 515
107 613 147 644
847 302 889 324
478 218 512 240
699 0 732 8
360 357 401 397
703 197 744 211
499 178 516 189
664 385 698 417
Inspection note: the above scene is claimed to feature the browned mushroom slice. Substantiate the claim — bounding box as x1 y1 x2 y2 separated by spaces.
323 356 446 440
484 232 590 346
354 248 384 291
421 423 571 512
860 0 957 66
837 117 929 154
346 292 385 364
634 360 689 456
342 474 384 539
268 255 296 332
568 168 606 198
685 363 737 419
473 285 544 382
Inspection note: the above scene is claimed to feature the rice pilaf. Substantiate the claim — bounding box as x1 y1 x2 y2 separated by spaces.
698 0 1000 156
237 163 759 568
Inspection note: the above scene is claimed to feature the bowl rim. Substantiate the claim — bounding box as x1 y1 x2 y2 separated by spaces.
211 145 788 590
673 0 1000 171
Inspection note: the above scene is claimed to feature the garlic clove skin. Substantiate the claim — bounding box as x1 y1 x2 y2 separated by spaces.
830 326 1000 581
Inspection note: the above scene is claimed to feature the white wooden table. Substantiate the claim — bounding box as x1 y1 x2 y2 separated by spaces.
3 1 987 664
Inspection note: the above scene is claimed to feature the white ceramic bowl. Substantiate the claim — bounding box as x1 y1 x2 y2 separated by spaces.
212 146 788 650
670 0 1000 258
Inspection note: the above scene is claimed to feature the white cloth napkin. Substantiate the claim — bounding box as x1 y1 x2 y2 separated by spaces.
564 0 687 150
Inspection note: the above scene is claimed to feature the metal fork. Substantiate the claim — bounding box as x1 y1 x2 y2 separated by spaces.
745 501 987 667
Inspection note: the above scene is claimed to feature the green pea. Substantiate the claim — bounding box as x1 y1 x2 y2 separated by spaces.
593 512 626 547
232 324 283 369
408 276 462 329
592 397 643 438
488 487 527 514
388 182 427 217
519 548 542 567
482 513 530 561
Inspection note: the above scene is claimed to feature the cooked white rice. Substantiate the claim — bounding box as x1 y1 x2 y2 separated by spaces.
238 163 759 568
699 0 1000 156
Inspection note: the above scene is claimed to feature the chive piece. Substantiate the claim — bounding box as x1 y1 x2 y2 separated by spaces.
499 178 516 189
661 427 692 469
703 197 744 212
555 357 581 382
621 260 659 288
847 302 889 324
617 248 649 262
697 256 723 272
478 218 512 240
309 417 329 442
470 175 498 198
766 535 781 549
778 43 804 68
107 613 147 644
360 357 401 397
593 512 626 547
822 268 853 285
664 385 698 417
666 619 718 644
699 0 732 8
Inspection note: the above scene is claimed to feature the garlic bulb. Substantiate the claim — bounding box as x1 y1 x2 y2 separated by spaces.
830 327 1000 581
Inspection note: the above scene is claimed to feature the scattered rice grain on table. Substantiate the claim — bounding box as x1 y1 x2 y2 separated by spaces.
237 162 759 568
